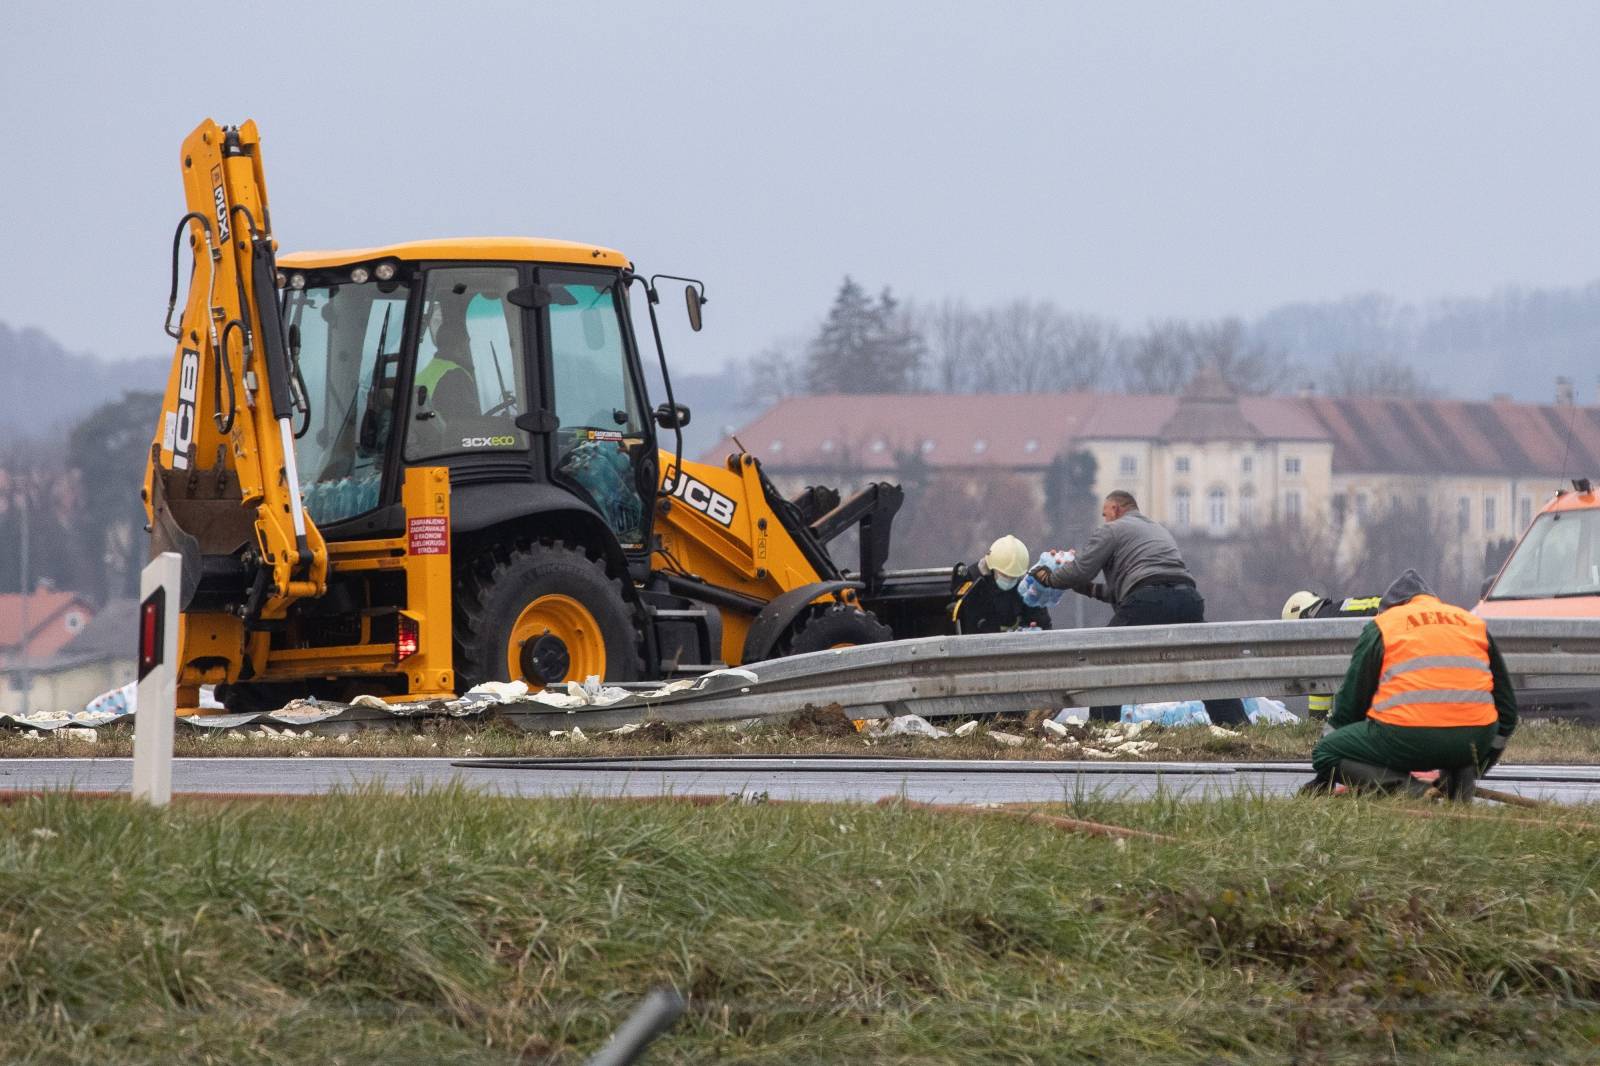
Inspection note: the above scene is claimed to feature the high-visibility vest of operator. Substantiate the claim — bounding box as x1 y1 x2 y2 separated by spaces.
1281 590 1382 719
1306 569 1517 790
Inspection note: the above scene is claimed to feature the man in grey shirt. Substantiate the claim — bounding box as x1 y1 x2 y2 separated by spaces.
1034 490 1249 725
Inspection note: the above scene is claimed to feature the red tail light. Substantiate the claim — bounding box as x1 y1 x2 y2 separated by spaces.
395 614 420 661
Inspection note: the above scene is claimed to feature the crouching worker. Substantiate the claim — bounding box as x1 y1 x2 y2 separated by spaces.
1281 591 1382 719
1303 569 1517 800
951 535 1052 635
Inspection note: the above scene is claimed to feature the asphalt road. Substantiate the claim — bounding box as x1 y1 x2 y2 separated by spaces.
2 757 1598 805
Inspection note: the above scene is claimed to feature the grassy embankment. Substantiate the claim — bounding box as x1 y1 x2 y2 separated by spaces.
0 789 1596 1064
5 714 1600 765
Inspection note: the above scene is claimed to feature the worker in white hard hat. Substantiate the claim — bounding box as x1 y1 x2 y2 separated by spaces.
1281 590 1382 719
951 535 1052 634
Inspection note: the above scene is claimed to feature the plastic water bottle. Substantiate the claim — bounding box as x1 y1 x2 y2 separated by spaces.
1018 550 1073 608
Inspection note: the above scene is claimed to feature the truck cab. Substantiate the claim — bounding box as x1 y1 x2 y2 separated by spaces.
1476 480 1600 619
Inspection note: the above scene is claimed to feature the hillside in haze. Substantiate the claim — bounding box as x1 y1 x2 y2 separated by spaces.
5 274 1599 449
0 322 164 442
1252 281 1600 402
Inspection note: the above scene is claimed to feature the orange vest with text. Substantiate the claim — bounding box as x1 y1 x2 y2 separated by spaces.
1368 594 1497 728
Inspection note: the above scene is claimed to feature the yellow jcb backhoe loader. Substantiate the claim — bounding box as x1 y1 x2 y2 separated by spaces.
145 119 951 712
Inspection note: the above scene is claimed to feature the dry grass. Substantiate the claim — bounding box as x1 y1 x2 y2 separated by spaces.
0 788 1596 1064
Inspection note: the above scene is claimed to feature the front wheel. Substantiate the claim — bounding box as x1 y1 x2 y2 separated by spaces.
780 603 895 657
454 540 640 689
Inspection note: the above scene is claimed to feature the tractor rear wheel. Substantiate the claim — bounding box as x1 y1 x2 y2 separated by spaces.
781 603 894 657
455 540 640 690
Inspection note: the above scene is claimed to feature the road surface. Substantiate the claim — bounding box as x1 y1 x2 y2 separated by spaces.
1 757 1597 805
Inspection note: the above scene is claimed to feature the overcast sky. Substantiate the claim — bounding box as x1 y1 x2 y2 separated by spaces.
2 1 1597 373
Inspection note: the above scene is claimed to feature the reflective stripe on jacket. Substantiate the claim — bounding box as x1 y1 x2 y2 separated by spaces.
415 356 466 398
1369 594 1496 728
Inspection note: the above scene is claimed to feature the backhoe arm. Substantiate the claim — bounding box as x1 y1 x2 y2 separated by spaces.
144 119 326 621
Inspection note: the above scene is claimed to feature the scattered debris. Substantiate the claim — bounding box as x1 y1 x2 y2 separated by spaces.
987 730 1026 748
1040 719 1069 738
870 714 949 739
953 720 980 738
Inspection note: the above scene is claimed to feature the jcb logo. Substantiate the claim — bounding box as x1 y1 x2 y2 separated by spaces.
210 166 230 242
170 348 200 470
669 474 736 527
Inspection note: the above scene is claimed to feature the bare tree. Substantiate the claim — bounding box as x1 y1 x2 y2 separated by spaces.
915 300 1117 394
1118 320 1193 394
736 340 807 408
1118 318 1292 395
1324 351 1433 397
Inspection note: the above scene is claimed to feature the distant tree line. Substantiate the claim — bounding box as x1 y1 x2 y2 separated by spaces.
741 276 1439 405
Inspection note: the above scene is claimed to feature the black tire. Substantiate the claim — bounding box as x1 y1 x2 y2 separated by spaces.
780 603 895 657
454 540 641 690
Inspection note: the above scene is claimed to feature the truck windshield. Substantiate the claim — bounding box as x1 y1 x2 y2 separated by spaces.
283 277 411 525
1489 507 1600 599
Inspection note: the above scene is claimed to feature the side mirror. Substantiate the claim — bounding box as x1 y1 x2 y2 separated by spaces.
287 322 301 357
685 285 705 332
654 402 692 430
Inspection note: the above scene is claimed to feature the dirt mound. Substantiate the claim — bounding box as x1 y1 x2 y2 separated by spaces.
782 703 858 738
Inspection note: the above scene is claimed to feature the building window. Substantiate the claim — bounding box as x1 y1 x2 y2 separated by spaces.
1119 455 1137 476
1458 496 1471 534
1284 456 1302 476
1240 455 1253 475
1483 495 1496 532
920 439 935 454
972 440 987 454
1284 490 1302 522
1239 488 1255 526
820 439 835 453
1174 488 1192 527
1023 439 1039 454
769 440 783 452
1175 456 1191 474
1207 488 1227 532
1519 496 1532 529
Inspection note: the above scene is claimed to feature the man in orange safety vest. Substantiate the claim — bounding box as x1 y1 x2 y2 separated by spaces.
1303 569 1517 798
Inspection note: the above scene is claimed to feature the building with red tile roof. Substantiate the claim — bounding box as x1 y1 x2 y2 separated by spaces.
710 378 1596 565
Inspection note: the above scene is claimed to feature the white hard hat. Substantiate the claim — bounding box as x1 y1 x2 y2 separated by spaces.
1282 590 1321 620
984 535 1030 579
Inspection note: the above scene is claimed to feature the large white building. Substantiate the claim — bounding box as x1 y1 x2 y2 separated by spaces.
711 372 1600 572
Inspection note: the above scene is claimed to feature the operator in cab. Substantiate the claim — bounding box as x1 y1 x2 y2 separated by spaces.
951 535 1052 634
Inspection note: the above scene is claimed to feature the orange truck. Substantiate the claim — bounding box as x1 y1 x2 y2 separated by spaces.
1476 477 1599 717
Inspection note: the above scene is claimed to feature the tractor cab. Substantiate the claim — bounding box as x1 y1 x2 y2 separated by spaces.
276 239 685 556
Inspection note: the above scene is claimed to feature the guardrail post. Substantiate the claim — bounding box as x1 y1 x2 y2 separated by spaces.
133 552 181 806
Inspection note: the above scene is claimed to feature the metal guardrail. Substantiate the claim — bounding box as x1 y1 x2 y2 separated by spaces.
497 617 1600 730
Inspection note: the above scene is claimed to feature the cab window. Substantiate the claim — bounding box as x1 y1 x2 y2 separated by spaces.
1490 508 1600 598
404 266 528 461
545 269 649 546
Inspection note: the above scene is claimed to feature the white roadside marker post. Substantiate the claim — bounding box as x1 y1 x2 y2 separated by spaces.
133 552 181 806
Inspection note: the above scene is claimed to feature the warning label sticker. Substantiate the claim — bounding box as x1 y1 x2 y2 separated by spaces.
408 517 449 556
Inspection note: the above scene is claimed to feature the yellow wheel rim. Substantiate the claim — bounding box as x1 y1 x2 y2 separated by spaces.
507 594 607 684
828 642 856 650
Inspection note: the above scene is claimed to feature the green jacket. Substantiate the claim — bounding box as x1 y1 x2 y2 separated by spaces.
1330 621 1519 734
